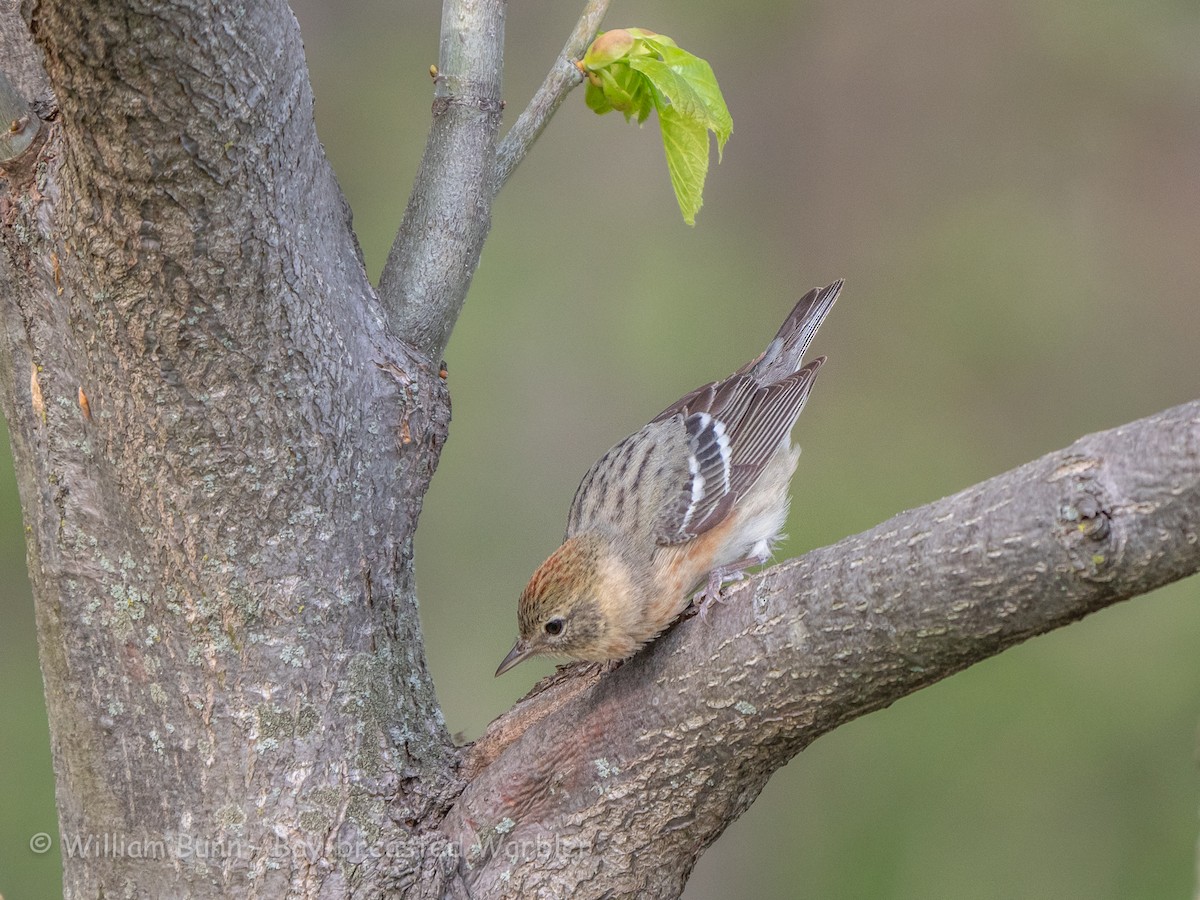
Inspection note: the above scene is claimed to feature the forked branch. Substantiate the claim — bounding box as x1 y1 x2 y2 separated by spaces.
378 0 611 361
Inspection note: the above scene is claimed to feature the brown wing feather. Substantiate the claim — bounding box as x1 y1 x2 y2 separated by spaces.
665 359 824 541
651 280 841 545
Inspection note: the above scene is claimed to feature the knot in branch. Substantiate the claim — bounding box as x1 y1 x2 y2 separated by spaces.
1053 456 1121 582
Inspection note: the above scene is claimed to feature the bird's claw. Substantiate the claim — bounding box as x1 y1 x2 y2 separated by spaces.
691 556 763 619
693 562 757 620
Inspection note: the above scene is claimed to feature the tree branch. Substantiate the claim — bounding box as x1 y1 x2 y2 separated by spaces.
439 399 1200 898
493 0 611 192
376 0 507 362
376 0 609 360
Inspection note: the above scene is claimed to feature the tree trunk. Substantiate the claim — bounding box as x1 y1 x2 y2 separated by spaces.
2 2 458 896
2 2 1197 898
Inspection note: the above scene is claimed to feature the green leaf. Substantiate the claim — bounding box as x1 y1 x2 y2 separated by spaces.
585 77 613 114
628 58 707 122
601 66 655 122
630 45 732 153
656 102 709 225
655 46 733 156
580 27 733 224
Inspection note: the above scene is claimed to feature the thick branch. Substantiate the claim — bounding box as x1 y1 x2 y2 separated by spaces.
492 0 610 191
441 399 1200 898
376 0 506 362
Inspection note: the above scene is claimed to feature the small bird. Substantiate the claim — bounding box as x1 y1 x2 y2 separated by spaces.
496 280 842 676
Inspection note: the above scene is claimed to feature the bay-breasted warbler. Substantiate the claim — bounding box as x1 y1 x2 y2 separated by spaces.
496 280 841 675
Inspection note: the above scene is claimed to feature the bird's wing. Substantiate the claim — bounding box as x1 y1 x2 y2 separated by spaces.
653 358 824 545
574 281 840 545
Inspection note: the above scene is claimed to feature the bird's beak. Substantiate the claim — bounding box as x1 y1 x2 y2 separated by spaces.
495 639 534 677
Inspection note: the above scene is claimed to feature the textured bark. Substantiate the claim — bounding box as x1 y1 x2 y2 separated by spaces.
0 2 49 103
2 2 1198 899
0 69 39 162
1 2 457 897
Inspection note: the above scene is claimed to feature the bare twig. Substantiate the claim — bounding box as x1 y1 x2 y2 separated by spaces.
494 0 611 191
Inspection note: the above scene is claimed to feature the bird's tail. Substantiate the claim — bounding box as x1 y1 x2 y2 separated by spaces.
745 279 843 383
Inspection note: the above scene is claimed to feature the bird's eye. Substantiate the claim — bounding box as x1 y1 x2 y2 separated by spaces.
544 618 564 637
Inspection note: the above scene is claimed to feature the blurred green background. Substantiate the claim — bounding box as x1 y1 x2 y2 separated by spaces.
3 0 1199 897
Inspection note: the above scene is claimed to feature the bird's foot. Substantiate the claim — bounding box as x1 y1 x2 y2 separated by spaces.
694 555 767 620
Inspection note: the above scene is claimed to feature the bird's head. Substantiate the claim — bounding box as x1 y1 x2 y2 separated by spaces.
495 533 640 675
